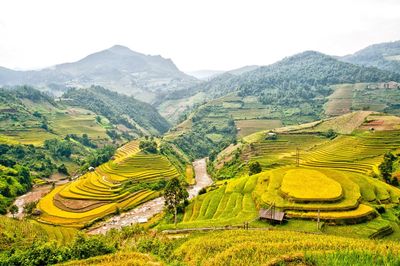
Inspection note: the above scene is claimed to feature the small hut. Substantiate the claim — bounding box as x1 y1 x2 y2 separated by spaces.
259 208 285 224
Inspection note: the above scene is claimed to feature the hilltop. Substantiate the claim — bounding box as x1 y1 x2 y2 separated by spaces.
0 45 198 102
341 40 400 74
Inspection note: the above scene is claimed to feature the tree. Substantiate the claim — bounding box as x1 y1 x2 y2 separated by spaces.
58 164 69 175
164 177 188 226
9 204 18 218
379 152 397 183
139 140 158 154
249 161 262 175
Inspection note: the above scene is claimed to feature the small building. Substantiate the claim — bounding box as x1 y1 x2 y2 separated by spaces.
259 208 285 224
266 132 277 140
379 81 399 89
88 166 95 171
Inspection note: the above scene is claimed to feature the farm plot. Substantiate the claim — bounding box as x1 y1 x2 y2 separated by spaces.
324 83 356 116
255 167 400 222
235 119 282 138
37 140 179 228
179 174 259 228
300 131 400 174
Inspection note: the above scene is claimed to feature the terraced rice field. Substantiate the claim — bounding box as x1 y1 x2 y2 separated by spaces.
37 140 179 228
280 169 343 202
179 174 259 228
0 216 77 250
177 123 400 236
174 230 400 265
300 131 400 174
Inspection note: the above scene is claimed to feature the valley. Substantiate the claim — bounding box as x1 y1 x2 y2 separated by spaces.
2 39 400 265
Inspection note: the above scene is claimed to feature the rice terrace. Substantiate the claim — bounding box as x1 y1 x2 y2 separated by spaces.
3 1 400 265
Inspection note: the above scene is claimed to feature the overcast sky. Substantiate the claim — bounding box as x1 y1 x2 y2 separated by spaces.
0 0 399 71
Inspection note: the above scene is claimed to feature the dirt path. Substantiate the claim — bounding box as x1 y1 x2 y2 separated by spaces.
7 178 69 219
88 158 212 235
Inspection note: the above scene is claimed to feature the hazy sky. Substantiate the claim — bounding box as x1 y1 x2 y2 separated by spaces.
0 0 400 71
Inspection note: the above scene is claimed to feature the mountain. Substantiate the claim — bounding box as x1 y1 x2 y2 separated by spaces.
186 70 225 80
159 51 400 120
227 65 259 75
0 45 198 102
186 66 259 81
341 40 400 74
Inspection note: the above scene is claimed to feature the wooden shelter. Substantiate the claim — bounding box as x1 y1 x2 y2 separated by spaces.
259 205 285 224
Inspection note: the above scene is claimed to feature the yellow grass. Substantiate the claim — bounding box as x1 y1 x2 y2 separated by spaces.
287 204 375 220
185 165 195 185
280 169 343 202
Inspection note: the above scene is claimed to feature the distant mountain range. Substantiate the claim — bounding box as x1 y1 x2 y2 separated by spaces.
341 40 400 74
186 65 259 80
0 45 198 103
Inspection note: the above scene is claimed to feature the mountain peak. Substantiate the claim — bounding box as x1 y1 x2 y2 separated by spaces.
107 44 139 56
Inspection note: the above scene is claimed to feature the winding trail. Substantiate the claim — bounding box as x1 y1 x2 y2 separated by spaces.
88 158 212 235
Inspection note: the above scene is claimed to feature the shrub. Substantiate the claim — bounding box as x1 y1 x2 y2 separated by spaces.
248 161 262 175
139 140 158 154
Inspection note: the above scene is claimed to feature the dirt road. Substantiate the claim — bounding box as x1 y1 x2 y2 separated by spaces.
88 158 212 234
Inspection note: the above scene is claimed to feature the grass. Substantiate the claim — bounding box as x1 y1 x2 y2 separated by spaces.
185 165 195 185
280 169 343 202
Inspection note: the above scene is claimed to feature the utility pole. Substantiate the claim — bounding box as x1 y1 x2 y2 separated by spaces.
317 209 320 230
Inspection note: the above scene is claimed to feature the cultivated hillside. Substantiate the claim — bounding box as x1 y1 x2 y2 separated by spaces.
63 86 170 136
158 51 400 122
0 45 198 102
341 40 400 74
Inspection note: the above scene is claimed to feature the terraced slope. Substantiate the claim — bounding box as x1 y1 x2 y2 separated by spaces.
37 140 179 228
179 174 259 228
0 216 77 250
177 114 400 238
174 230 400 265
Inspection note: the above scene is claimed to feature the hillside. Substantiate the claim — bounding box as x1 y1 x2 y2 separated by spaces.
158 51 400 123
341 40 400 74
37 139 179 228
0 45 198 102
172 112 400 240
63 86 170 136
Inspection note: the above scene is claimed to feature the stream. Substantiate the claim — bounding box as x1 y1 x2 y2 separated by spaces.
87 158 212 234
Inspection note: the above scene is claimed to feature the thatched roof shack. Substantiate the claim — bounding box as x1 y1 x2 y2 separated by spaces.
259 208 285 223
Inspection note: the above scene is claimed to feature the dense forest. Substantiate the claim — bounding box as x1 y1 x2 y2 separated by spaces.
63 86 170 136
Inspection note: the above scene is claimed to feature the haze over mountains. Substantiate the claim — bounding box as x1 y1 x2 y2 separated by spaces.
0 40 400 110
341 40 400 74
0 45 197 103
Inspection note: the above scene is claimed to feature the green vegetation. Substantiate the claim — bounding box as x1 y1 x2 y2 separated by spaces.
63 86 170 136
166 104 237 160
248 161 262 175
139 139 158 154
0 233 114 266
164 177 189 225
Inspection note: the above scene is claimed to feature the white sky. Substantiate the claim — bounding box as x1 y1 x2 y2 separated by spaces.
0 0 400 71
